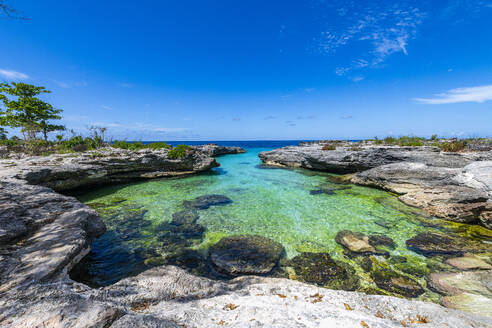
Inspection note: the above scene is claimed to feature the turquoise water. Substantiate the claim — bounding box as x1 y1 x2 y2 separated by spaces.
71 147 491 301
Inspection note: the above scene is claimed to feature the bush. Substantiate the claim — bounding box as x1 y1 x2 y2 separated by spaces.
112 140 171 151
430 134 438 141
321 144 336 151
168 144 190 159
441 140 466 152
383 136 397 144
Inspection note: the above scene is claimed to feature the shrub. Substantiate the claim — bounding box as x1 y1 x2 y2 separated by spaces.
441 140 466 152
383 136 397 144
396 136 425 147
430 134 438 141
112 140 171 151
321 144 336 151
168 144 190 159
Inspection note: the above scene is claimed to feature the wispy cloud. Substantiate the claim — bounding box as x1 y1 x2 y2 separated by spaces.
100 105 113 110
414 85 492 104
52 80 87 88
0 69 29 80
264 115 276 120
318 2 425 75
117 82 135 88
341 115 353 119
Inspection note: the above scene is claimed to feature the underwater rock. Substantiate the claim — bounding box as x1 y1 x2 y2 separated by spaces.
171 209 199 225
163 249 210 277
429 270 492 317
405 232 492 257
374 219 392 229
369 234 396 249
183 194 232 210
388 256 407 264
289 252 359 290
445 256 492 270
309 189 335 195
335 230 376 254
209 235 284 276
370 267 425 298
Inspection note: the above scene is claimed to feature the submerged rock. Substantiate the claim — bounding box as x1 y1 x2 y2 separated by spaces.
371 267 425 298
429 271 492 318
369 235 396 249
171 209 199 225
445 256 492 270
289 252 359 290
209 235 284 276
336 230 376 254
183 194 232 210
405 232 492 257
309 189 335 195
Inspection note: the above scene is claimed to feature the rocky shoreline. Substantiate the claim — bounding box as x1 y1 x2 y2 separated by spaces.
259 143 492 229
1 145 491 327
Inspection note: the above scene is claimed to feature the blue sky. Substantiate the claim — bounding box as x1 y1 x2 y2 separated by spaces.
1 0 491 140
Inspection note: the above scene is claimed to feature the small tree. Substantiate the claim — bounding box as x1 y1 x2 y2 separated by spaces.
0 82 65 141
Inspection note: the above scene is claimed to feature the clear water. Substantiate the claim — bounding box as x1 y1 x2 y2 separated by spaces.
72 144 492 302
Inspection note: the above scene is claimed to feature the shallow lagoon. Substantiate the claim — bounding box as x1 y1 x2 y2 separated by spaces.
71 146 491 302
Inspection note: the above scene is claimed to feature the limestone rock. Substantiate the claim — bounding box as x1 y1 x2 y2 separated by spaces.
335 230 376 254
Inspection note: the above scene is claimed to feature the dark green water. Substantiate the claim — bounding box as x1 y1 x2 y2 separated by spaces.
71 147 492 302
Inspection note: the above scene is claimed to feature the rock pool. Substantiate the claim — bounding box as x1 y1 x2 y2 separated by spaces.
71 145 492 303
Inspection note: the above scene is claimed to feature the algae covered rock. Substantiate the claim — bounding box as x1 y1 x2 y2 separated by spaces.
183 194 232 210
289 252 359 290
209 235 284 276
171 209 200 225
370 267 425 298
405 232 492 257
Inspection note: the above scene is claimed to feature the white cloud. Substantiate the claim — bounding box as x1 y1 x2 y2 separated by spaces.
0 69 29 80
317 3 424 75
414 85 492 104
100 105 113 110
117 82 135 88
53 80 70 88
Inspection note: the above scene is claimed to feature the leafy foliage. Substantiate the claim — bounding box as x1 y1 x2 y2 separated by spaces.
440 140 466 152
168 144 190 159
0 82 65 140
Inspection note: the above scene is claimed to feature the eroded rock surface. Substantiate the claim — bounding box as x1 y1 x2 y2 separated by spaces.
192 144 246 156
0 147 219 192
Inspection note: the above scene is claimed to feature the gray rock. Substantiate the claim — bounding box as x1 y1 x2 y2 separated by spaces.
192 144 246 156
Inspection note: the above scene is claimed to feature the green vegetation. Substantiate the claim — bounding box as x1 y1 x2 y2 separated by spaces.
321 144 337 151
381 136 425 147
168 144 190 159
0 82 65 141
112 140 171 150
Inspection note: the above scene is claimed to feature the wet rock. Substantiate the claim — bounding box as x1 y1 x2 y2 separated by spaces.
290 252 359 290
163 249 210 277
405 232 492 257
209 235 284 276
429 271 492 317
335 230 376 254
442 293 492 318
183 194 232 210
371 267 425 298
171 209 199 225
369 235 396 249
309 189 335 195
445 256 492 270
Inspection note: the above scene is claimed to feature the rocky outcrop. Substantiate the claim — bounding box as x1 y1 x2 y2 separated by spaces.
0 148 219 192
192 144 246 156
259 144 492 228
2 265 491 327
